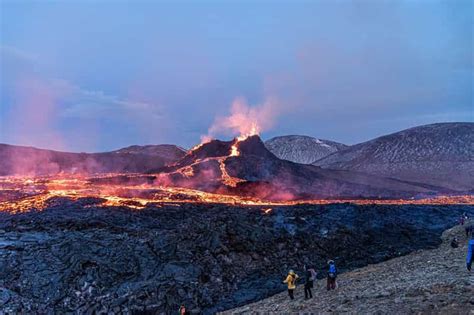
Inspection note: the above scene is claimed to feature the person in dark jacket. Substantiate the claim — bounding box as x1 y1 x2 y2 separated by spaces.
304 265 314 299
467 236 474 271
466 225 473 238
327 260 337 291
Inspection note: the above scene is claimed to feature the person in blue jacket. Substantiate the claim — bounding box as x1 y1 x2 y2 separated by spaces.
467 235 474 271
327 260 337 290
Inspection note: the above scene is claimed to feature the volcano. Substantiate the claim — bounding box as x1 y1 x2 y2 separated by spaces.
149 135 449 200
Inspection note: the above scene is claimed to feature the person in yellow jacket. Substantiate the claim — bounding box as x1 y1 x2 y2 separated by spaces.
283 269 299 300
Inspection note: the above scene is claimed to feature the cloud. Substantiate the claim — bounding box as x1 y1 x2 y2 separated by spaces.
1 46 165 151
0 45 38 64
53 80 163 120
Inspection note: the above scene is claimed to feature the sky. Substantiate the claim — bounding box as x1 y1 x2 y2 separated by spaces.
0 0 472 152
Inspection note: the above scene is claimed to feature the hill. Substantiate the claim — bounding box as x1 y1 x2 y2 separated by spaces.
314 123 474 191
0 143 186 176
265 135 347 164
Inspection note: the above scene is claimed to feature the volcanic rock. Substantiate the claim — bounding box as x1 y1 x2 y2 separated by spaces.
222 222 474 314
0 202 472 314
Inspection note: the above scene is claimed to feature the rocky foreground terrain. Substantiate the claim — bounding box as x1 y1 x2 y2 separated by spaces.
0 201 473 314
223 222 474 314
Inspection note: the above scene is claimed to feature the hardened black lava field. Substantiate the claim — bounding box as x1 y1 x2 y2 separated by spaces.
1 200 472 314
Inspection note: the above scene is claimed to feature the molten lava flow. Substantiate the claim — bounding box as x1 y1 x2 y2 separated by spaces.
221 132 260 184
218 157 245 187
229 122 259 157
181 166 194 177
189 142 205 153
2 173 473 215
262 207 273 214
230 143 240 157
188 135 213 154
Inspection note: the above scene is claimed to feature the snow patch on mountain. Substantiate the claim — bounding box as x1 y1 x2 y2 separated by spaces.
264 135 347 164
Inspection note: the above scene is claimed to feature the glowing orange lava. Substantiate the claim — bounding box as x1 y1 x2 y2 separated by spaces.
0 175 473 214
218 157 245 187
263 208 273 214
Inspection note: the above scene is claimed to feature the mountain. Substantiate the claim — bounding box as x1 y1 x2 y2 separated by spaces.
112 144 187 157
151 135 448 200
265 135 347 164
313 123 474 191
0 143 186 176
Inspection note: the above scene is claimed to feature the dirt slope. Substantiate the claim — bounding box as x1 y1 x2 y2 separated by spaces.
221 223 474 314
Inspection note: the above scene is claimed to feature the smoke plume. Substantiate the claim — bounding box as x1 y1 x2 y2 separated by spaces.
205 97 280 141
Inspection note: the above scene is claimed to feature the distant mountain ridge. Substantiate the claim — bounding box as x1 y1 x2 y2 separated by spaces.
112 144 187 157
314 123 474 191
265 135 347 164
0 143 186 176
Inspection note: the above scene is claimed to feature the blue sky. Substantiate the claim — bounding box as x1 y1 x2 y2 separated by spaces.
1 0 472 152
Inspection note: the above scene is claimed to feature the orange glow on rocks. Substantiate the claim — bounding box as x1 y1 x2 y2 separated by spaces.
1 175 473 214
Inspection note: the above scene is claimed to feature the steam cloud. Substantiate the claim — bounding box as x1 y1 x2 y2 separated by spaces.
204 97 280 142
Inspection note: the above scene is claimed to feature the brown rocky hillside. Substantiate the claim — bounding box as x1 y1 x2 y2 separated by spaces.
221 223 474 314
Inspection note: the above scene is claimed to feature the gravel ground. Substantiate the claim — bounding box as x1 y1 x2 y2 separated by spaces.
221 223 474 315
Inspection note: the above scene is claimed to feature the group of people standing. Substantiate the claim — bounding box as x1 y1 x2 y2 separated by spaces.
282 215 474 302
283 260 338 300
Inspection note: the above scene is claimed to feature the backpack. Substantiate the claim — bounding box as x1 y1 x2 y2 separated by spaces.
328 264 337 278
290 274 296 286
309 269 317 281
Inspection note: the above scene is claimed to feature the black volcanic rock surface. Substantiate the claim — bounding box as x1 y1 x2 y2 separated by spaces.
155 135 448 199
314 123 474 191
0 201 472 314
265 135 347 164
0 143 186 176
223 223 474 314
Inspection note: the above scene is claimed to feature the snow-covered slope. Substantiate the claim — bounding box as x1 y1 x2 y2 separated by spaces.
314 123 474 191
264 135 347 164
